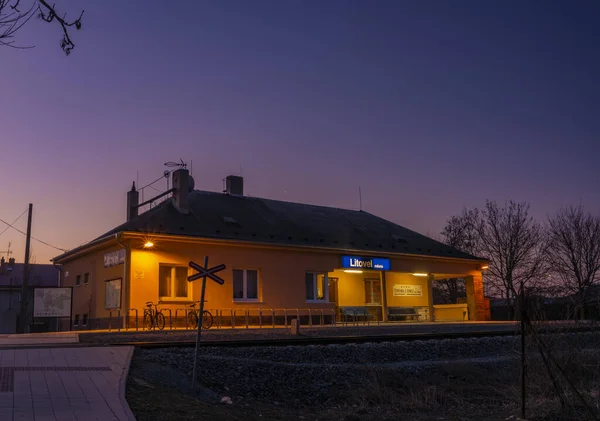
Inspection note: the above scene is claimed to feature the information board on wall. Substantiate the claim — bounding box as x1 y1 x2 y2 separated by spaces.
33 287 72 318
104 249 125 268
393 284 423 297
105 278 122 310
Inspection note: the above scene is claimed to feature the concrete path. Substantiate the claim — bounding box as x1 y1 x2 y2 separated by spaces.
0 333 79 347
0 346 136 421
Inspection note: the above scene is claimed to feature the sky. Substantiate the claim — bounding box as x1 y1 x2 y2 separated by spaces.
1 0 599 264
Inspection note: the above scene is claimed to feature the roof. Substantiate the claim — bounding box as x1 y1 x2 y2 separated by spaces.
0 263 60 287
54 190 486 262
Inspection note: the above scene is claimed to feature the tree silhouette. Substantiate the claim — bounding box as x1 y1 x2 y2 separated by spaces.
0 0 83 54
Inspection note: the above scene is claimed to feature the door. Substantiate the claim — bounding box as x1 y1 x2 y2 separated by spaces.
364 278 382 305
328 277 339 305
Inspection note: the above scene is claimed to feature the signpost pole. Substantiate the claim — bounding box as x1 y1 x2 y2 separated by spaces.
191 255 209 389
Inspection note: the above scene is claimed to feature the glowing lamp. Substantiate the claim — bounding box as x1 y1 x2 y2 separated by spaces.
343 270 363 274
412 273 428 277
143 241 154 249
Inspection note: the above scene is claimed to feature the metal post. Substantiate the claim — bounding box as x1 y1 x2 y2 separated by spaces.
192 256 209 389
245 309 249 329
232 309 235 328
520 280 526 419
284 309 288 328
259 309 262 329
18 203 33 334
271 309 275 328
117 309 121 332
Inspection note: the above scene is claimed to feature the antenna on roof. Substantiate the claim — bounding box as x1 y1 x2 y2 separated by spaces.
358 186 363 211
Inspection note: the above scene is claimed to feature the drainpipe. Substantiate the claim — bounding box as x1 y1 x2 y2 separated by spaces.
115 233 129 329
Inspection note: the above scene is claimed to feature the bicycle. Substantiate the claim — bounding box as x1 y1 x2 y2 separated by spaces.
143 301 166 330
187 300 213 329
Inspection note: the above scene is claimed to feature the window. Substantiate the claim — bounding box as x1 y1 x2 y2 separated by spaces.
73 315 79 327
82 314 88 326
84 273 90 284
364 279 382 305
233 269 258 301
305 273 328 301
159 265 190 300
75 275 81 286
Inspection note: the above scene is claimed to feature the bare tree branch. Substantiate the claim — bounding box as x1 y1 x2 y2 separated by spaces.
478 201 549 319
0 0 83 54
547 206 600 319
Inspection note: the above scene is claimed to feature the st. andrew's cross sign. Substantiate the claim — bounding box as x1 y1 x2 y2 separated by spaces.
188 261 225 285
188 257 226 388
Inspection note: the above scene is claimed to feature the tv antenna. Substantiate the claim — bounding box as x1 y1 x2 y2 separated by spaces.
0 241 13 259
164 159 187 169
358 186 363 211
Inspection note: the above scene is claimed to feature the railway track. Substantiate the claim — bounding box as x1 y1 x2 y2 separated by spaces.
1 324 598 351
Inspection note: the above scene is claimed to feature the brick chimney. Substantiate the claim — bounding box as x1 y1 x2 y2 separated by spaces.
127 182 139 221
225 175 244 196
172 168 190 214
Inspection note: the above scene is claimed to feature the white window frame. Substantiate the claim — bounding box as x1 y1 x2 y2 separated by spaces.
232 269 260 302
305 272 328 303
158 264 192 301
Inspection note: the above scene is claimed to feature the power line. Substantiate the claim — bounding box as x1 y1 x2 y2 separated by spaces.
0 209 28 239
0 210 68 252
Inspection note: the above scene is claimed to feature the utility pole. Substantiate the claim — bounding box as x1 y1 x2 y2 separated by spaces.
18 203 33 334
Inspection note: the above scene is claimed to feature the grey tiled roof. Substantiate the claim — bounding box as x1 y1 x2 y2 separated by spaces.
54 191 485 262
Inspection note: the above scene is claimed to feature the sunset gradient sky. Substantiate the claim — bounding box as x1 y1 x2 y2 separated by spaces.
1 0 599 263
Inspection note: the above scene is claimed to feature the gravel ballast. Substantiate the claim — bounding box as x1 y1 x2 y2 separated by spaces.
132 332 600 408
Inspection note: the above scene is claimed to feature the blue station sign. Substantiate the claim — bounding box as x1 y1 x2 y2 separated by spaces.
341 256 391 271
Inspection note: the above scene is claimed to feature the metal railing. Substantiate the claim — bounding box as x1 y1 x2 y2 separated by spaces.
108 307 345 331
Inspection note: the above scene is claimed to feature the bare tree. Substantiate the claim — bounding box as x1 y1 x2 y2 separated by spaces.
546 206 600 319
478 200 548 320
438 208 481 303
0 0 83 54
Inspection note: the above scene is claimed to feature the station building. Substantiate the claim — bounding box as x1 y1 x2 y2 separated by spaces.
52 169 488 329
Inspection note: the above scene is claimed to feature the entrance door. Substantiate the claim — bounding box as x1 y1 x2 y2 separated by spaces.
364 278 382 305
328 277 339 305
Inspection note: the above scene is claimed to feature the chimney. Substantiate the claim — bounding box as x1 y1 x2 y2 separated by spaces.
225 175 244 196
127 182 139 221
172 168 190 214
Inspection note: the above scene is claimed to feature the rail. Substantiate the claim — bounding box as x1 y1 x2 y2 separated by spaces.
127 308 138 331
175 308 188 330
108 309 121 332
107 307 346 331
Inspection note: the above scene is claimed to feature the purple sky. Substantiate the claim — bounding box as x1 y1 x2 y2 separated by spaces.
1 0 599 263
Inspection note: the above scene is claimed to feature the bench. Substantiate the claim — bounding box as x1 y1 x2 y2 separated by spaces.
386 306 420 322
339 306 377 323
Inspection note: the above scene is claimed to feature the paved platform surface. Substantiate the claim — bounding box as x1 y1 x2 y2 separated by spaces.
0 346 136 421
0 333 79 347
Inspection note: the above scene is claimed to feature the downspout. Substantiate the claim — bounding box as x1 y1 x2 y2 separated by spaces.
115 233 129 329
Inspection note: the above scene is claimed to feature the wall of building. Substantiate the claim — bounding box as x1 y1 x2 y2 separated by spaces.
332 270 382 307
385 273 430 307
60 235 487 326
129 242 339 314
60 244 127 328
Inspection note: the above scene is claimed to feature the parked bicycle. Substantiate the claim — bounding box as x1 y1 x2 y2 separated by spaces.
143 301 165 330
187 300 213 329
